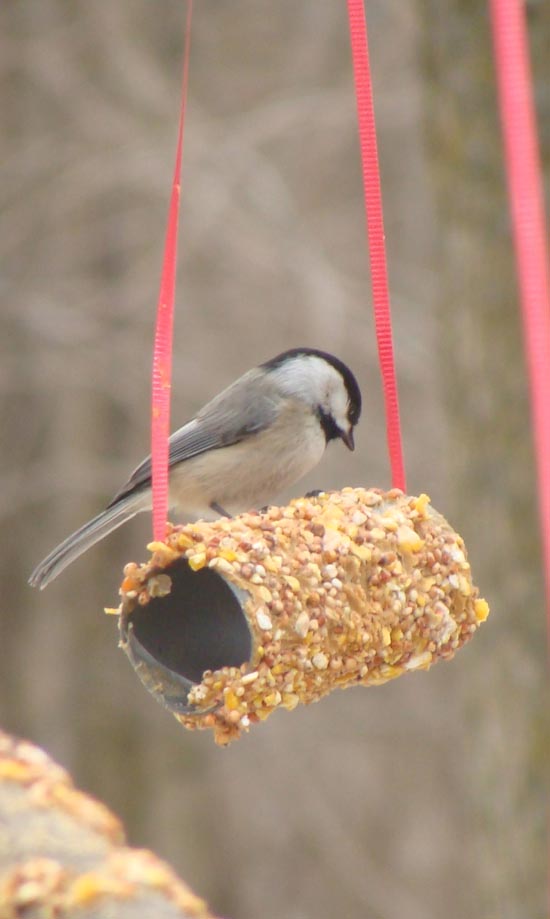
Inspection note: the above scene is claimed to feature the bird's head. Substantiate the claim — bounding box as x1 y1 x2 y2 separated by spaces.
262 348 362 450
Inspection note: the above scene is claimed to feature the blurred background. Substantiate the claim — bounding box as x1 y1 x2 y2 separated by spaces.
1 2 548 917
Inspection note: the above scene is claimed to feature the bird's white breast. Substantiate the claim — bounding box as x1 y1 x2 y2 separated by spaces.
168 400 325 518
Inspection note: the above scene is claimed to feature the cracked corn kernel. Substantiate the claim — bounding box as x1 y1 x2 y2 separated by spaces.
188 553 206 571
474 598 490 622
412 493 431 516
396 525 424 552
223 690 240 711
218 548 237 562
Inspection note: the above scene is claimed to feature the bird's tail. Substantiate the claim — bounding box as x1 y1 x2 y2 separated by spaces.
29 492 148 590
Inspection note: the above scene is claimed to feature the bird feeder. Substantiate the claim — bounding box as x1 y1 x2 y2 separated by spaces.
113 488 489 745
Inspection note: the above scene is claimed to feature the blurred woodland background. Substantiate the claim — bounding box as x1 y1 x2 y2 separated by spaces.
1 2 549 917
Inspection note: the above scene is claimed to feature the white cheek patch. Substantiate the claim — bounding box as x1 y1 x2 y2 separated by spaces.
270 355 350 430
327 383 350 432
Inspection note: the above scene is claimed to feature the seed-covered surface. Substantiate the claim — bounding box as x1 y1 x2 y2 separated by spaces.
0 731 215 918
116 489 489 745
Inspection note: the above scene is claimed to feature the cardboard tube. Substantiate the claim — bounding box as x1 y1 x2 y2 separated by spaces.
115 489 489 745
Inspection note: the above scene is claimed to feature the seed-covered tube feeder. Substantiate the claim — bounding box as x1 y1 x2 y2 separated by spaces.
115 488 489 745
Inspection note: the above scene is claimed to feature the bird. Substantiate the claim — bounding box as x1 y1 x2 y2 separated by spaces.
29 347 361 589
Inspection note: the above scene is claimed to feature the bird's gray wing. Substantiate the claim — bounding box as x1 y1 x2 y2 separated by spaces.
107 370 280 507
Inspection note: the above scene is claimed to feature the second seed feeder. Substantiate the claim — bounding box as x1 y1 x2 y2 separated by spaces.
114 488 489 745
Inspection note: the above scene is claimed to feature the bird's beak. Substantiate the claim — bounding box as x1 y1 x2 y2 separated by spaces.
341 429 355 451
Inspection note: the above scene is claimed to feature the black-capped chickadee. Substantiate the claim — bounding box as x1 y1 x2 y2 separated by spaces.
29 347 361 589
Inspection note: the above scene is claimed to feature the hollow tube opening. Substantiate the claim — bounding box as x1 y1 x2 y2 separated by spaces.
121 558 252 713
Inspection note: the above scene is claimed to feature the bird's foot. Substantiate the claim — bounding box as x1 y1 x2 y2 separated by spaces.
210 501 232 518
